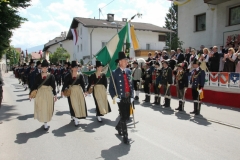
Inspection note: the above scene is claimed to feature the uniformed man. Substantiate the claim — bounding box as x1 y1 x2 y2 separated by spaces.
132 61 142 100
152 62 162 105
48 63 55 74
142 62 152 102
160 60 173 107
27 59 37 90
109 51 134 144
61 62 70 85
190 59 205 115
54 64 62 93
21 63 29 90
174 62 188 111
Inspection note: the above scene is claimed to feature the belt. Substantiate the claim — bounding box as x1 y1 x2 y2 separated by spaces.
119 92 130 99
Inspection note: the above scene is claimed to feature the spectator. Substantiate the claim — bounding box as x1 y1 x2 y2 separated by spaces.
235 46 240 73
219 46 225 72
209 46 220 72
162 51 169 60
185 48 191 64
199 45 205 54
188 48 198 72
223 47 236 72
199 48 209 72
176 48 185 64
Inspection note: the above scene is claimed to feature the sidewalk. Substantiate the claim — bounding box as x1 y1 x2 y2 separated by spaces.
2 71 240 128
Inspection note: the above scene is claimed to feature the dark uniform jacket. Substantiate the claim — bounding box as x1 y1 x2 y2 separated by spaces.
160 67 173 85
142 68 152 84
155 69 162 86
176 70 188 89
109 68 134 99
190 68 205 89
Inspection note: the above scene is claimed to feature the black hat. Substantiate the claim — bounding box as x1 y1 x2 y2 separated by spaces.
23 63 27 67
71 61 78 68
41 60 49 67
193 59 201 65
36 61 41 66
115 52 128 63
30 59 34 64
96 61 103 68
155 62 160 66
132 61 138 65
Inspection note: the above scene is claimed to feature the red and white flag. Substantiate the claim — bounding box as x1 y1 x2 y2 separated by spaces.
71 29 78 45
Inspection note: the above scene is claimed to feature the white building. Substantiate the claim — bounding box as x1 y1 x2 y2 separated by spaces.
66 14 172 64
43 32 74 62
178 0 240 50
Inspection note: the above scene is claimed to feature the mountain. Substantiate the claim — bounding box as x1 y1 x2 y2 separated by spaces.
26 44 44 53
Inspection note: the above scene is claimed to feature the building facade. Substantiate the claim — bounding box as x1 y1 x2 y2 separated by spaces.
67 14 172 64
178 0 240 49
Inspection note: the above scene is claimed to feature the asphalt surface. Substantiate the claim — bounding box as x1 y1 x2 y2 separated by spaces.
0 72 240 160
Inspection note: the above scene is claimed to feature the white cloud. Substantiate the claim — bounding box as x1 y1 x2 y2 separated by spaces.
47 0 92 21
11 20 67 49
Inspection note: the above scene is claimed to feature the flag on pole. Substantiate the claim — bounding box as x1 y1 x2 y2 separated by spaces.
130 25 139 50
83 23 128 77
71 29 78 45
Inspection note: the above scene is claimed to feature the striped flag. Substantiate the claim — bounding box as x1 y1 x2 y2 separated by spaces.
71 29 78 45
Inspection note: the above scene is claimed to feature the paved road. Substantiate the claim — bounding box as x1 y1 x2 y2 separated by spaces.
0 72 240 160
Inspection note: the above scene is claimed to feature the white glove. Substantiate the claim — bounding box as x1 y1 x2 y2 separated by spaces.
115 97 121 103
198 89 202 95
167 84 171 87
131 98 134 103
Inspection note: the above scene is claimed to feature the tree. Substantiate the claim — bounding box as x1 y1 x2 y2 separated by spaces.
164 3 183 50
5 46 20 66
0 0 31 57
49 47 71 64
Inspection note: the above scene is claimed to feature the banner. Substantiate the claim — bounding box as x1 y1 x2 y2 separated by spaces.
219 72 229 88
205 72 209 86
210 72 219 87
229 73 240 88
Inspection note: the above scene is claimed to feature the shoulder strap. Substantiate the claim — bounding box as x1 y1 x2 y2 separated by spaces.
71 73 80 86
37 73 51 90
95 73 103 85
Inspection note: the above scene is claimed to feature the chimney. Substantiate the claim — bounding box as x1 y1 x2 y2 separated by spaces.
107 13 114 22
122 18 127 22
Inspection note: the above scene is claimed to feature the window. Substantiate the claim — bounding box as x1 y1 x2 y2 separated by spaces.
102 42 107 48
158 35 166 41
229 5 240 26
146 43 150 50
196 13 206 31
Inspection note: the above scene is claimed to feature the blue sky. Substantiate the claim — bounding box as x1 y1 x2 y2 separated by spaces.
11 0 171 50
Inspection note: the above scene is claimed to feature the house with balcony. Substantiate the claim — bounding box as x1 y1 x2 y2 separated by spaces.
66 14 172 64
178 0 240 49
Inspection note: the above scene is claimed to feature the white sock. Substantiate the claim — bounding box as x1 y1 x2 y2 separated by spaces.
44 122 48 128
74 117 78 125
136 91 139 97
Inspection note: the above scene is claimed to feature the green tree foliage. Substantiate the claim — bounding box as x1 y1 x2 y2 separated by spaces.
164 3 183 50
5 46 20 66
49 47 71 64
0 0 31 56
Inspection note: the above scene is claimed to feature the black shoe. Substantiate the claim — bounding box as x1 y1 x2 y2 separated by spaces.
142 96 147 102
134 96 139 100
123 137 130 144
115 127 122 136
175 107 180 110
145 96 150 102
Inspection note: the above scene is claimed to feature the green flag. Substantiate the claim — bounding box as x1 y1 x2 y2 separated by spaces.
83 23 127 77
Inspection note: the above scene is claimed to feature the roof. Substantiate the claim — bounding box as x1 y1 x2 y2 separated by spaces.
31 52 41 60
14 48 21 53
43 38 67 52
67 17 173 39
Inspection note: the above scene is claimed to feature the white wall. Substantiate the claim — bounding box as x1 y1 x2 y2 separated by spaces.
74 24 166 64
178 0 240 50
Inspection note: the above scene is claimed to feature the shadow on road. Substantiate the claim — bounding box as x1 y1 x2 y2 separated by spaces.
16 94 29 97
52 121 79 137
17 114 34 120
100 134 131 160
13 90 25 92
190 115 211 126
175 111 191 121
15 127 48 144
55 111 70 116
0 104 20 122
16 98 30 102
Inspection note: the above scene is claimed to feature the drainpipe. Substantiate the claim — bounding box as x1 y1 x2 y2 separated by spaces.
90 27 95 65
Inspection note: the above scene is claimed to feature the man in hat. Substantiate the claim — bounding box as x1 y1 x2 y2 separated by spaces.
27 59 37 90
48 63 55 74
152 62 162 105
160 60 173 107
54 64 62 93
132 61 142 100
190 59 205 115
21 63 29 90
109 51 134 144
141 62 152 102
61 62 70 85
174 62 188 111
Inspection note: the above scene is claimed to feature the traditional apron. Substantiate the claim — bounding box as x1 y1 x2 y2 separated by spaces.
69 85 87 118
94 84 109 115
34 85 54 122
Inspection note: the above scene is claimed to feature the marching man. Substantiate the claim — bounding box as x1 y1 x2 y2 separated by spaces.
109 52 134 144
131 61 142 101
190 59 205 115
